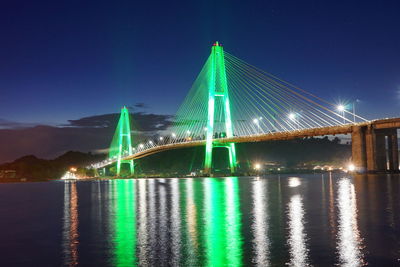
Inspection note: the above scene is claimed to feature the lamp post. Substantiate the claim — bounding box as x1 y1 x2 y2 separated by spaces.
352 99 360 123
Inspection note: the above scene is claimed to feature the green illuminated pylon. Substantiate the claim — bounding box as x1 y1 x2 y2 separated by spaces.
204 42 237 174
109 106 134 176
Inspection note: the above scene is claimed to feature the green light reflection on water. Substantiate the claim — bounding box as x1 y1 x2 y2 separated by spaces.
112 179 137 267
106 177 243 267
203 177 243 266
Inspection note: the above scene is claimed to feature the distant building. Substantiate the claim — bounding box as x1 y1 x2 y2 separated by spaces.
0 170 17 178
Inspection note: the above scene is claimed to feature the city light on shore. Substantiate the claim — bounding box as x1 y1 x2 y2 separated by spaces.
348 163 355 172
254 163 261 170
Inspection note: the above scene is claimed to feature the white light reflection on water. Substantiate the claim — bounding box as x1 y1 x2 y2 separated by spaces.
251 178 270 266
185 178 199 265
287 194 309 267
62 181 79 267
337 177 365 266
170 179 182 266
158 179 168 263
147 179 157 264
137 179 149 265
288 177 301 188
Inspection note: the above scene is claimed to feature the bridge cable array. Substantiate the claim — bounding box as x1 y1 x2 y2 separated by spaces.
91 49 368 170
166 51 367 143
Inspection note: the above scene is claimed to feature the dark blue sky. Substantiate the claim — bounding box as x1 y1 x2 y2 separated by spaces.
1 0 400 124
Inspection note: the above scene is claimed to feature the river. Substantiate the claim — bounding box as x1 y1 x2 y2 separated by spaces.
0 174 399 266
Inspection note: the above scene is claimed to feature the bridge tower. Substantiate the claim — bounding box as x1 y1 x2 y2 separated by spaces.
204 42 237 174
109 106 134 176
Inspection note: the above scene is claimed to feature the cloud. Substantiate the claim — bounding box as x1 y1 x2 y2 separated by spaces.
133 102 148 109
127 102 149 111
132 112 173 132
64 112 172 132
65 114 119 128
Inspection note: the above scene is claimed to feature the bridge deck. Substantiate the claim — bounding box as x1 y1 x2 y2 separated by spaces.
121 118 400 161
90 118 400 170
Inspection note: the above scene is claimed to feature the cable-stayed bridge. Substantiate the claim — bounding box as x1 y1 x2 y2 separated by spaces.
91 42 400 175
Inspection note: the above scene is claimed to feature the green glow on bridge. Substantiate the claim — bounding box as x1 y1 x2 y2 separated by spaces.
204 42 237 174
99 42 367 176
109 106 134 176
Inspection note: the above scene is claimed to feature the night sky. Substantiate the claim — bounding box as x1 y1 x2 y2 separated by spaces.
1 0 400 161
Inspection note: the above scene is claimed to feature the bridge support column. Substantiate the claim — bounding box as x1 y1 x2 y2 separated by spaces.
365 126 388 172
375 132 387 171
109 106 134 177
204 42 237 175
362 126 399 173
365 126 376 172
351 126 367 172
387 129 399 171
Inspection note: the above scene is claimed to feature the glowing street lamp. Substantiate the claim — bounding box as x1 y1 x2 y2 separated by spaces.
171 133 176 138
253 118 262 134
337 104 346 123
337 105 345 111
139 144 144 149
288 113 299 130
348 163 355 172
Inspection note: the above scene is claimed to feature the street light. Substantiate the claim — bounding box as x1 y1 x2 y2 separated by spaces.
348 163 355 172
337 105 345 111
337 104 346 123
288 113 299 130
253 118 261 134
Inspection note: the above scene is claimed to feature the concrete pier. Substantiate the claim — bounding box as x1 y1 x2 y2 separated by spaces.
352 124 399 173
351 126 366 172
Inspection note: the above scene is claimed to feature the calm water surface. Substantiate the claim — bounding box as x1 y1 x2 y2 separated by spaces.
0 174 400 266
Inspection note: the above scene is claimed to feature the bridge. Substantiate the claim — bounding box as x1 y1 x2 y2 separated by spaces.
90 42 399 175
